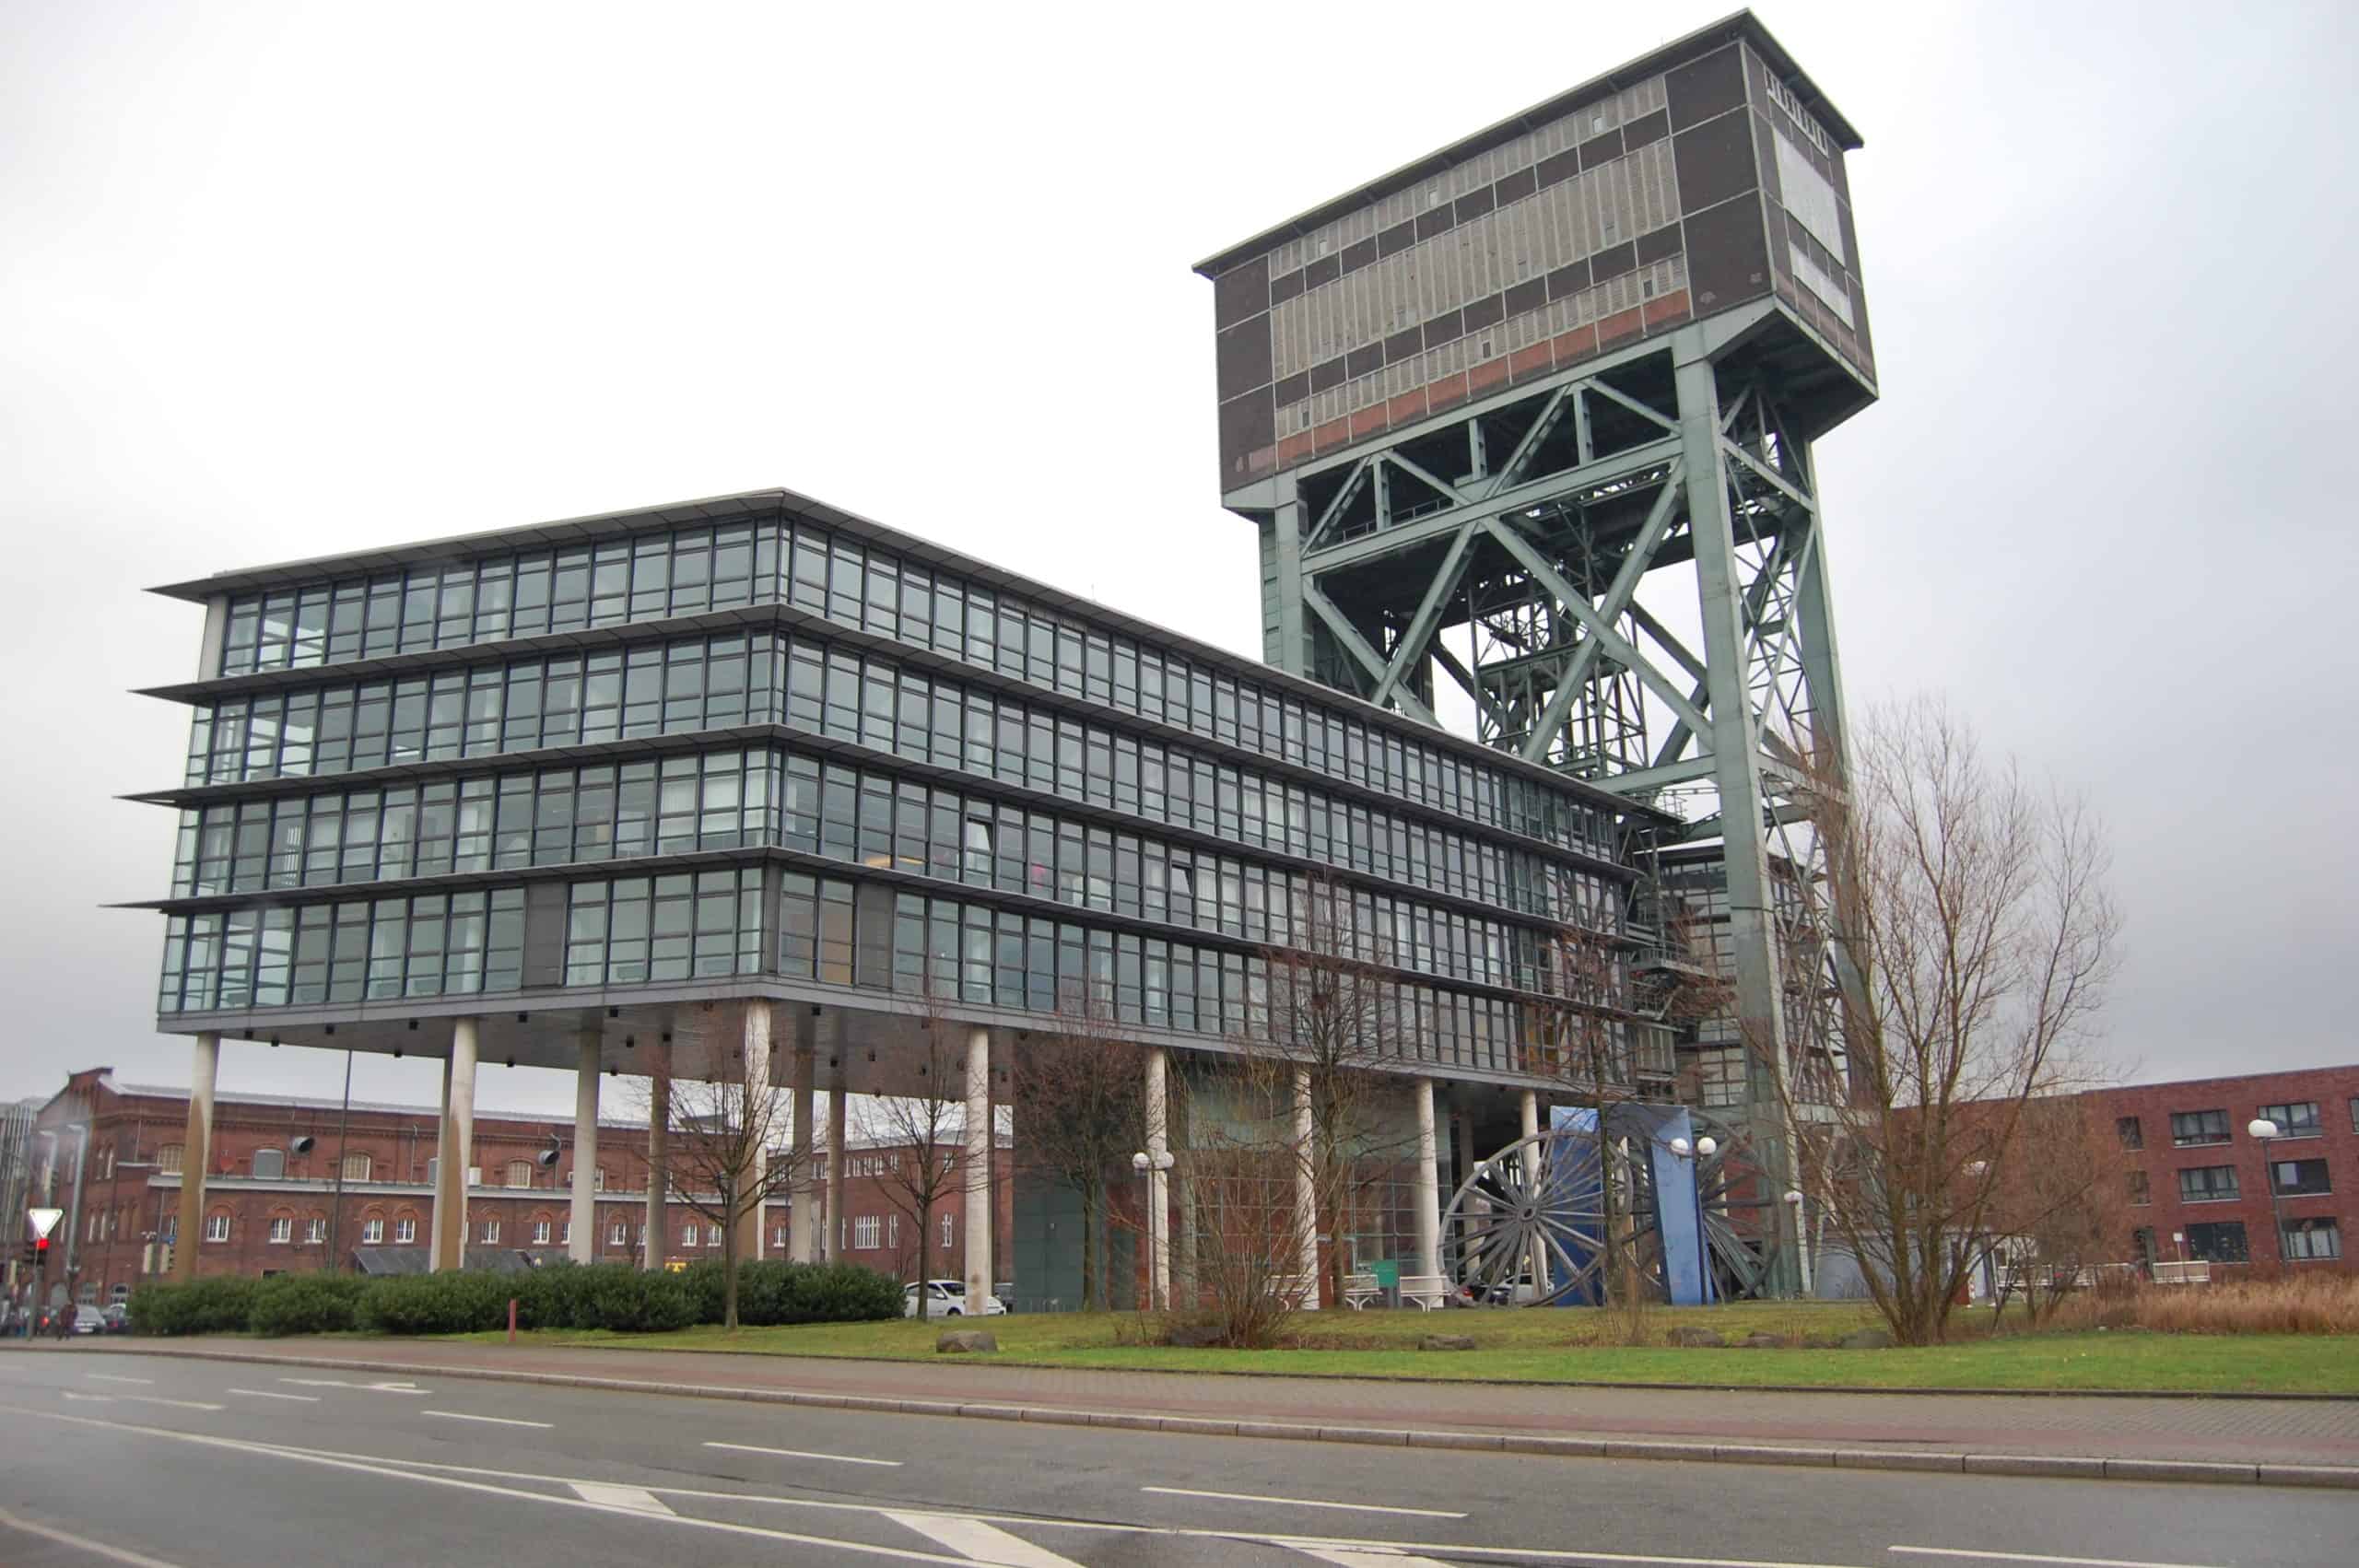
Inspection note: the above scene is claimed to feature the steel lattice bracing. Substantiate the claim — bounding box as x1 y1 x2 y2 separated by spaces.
1228 301 1864 1294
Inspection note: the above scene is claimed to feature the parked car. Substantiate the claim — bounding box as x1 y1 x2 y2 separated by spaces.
71 1305 107 1335
101 1304 133 1334
902 1280 1005 1317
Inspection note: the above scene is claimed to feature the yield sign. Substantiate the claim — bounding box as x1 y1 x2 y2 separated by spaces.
27 1208 63 1241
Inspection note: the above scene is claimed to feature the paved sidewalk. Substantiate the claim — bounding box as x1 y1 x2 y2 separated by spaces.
29 1333 2359 1473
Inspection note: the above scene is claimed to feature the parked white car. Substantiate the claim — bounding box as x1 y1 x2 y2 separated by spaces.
902 1280 1005 1317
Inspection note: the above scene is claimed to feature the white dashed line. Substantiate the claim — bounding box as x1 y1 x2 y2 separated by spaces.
1893 1550 2232 1568
886 1513 1084 1567
568 1482 675 1515
1141 1485 1465 1519
704 1440 902 1467
229 1388 320 1402
88 1374 156 1386
423 1410 553 1429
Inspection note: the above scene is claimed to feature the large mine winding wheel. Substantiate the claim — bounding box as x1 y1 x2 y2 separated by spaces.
1440 1111 1784 1304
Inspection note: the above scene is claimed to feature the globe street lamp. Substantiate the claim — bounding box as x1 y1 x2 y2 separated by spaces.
2248 1118 2283 1267
1783 1188 1813 1298
1131 1150 1175 1310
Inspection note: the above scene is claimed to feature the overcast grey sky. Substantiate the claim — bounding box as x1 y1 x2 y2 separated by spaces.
4 1 2353 1117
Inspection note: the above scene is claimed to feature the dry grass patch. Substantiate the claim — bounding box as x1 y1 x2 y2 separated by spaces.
2031 1273 2359 1337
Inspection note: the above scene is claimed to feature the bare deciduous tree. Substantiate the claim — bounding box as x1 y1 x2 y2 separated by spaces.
855 993 972 1319
1982 1095 2133 1323
1763 698 2121 1345
1008 984 1145 1313
1188 875 1419 1340
634 1026 812 1331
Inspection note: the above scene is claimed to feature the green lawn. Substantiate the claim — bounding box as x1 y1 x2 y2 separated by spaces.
446 1303 2359 1394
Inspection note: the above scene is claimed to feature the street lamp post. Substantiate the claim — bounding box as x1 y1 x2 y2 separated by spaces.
1130 1149 1174 1310
1663 1135 1717 1305
2248 1118 2283 1267
1783 1189 1813 1298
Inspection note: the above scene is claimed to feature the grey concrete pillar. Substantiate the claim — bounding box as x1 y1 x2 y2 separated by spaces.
963 1029 992 1306
1293 1066 1319 1308
737 1003 771 1261
171 1034 218 1284
429 1055 453 1271
1412 1078 1442 1281
788 1046 816 1262
643 1046 670 1269
827 1088 848 1261
1144 1047 1170 1309
569 1031 600 1264
435 1019 479 1271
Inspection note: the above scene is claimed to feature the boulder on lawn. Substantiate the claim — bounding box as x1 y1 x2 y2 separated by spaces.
1419 1334 1477 1352
1666 1326 1724 1348
1165 1323 1226 1349
1739 1331 1794 1349
1838 1328 1895 1350
936 1329 998 1353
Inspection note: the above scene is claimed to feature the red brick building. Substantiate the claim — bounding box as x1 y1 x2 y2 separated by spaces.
2083 1065 2359 1271
15 1067 1012 1309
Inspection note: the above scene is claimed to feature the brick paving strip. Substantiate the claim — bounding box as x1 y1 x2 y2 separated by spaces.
17 1337 2359 1488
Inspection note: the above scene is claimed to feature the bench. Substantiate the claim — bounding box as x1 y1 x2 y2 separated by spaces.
1398 1273 1452 1311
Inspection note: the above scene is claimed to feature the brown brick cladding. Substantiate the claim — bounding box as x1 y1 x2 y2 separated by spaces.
2083 1064 2359 1270
24 1068 1011 1306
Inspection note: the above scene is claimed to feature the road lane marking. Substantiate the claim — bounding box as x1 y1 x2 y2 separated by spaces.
62 1391 116 1402
569 1482 675 1515
281 1376 428 1394
424 1409 553 1429
1893 1551 2232 1568
887 1513 1083 1567
1141 1486 1465 1519
705 1439 902 1467
122 1395 227 1411
0 1505 190 1568
2 1402 1883 1568
88 1374 156 1386
229 1388 320 1402
1297 1548 1456 1568
6 1403 987 1564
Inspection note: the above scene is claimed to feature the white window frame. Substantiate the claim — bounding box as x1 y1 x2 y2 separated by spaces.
852 1215 881 1250
480 1220 500 1244
609 1220 629 1246
362 1219 385 1244
941 1211 954 1250
394 1218 417 1244
267 1217 291 1245
532 1220 552 1245
305 1217 325 1244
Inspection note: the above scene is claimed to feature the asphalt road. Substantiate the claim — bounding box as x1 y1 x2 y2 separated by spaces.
0 1349 2345 1568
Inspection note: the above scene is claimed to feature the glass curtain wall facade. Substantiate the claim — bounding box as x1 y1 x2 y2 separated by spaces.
148 491 1643 1077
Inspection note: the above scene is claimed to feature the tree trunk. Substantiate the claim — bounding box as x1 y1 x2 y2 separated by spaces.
916 1223 932 1320
1079 1183 1099 1314
722 1199 740 1332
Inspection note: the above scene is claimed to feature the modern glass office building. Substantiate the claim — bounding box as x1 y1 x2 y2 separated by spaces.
134 486 1661 1300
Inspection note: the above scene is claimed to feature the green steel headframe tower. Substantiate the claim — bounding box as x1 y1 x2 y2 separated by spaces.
1195 11 1874 1293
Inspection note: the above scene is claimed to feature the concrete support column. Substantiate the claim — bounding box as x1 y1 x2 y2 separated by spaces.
788 1047 816 1262
1144 1047 1170 1309
827 1087 848 1261
643 1048 670 1269
171 1034 219 1284
737 1003 771 1262
1412 1078 1442 1282
429 1057 453 1271
569 1032 600 1264
1292 1066 1319 1307
963 1029 993 1307
434 1019 479 1271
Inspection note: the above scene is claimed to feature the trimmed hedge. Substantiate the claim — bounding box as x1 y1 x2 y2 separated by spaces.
127 1259 901 1337
129 1276 259 1336
249 1273 369 1337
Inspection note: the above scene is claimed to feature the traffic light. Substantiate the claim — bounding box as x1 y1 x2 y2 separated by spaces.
29 1236 49 1270
17 1240 30 1268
